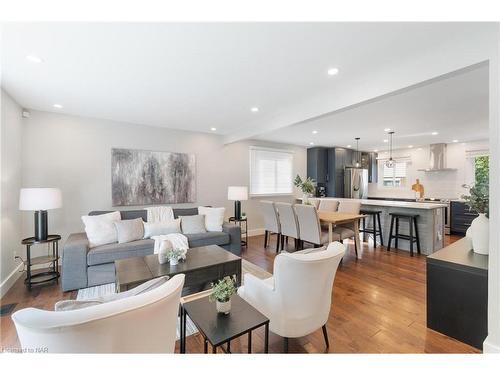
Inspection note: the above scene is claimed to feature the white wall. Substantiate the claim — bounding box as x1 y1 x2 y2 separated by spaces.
368 140 489 199
0 89 23 295
21 110 306 256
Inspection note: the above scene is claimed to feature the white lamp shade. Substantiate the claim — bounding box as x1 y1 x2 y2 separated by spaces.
19 188 62 211
227 186 248 201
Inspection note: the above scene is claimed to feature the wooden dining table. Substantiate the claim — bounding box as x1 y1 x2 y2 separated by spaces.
317 211 367 259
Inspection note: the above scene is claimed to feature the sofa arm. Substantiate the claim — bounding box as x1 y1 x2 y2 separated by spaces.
61 233 90 292
222 222 241 256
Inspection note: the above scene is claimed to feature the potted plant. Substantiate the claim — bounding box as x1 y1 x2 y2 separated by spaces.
167 248 187 266
293 175 315 204
461 182 489 255
209 275 237 314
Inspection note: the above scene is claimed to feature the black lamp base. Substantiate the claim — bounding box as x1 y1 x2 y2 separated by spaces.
234 201 242 220
34 210 48 241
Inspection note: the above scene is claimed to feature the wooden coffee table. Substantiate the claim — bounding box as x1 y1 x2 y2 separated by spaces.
115 245 242 296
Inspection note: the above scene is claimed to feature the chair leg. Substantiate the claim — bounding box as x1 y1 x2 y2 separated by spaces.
387 216 394 252
395 218 399 249
414 217 421 254
377 213 384 247
283 337 289 353
276 233 281 253
409 217 414 257
354 237 358 257
264 230 269 248
362 217 367 242
281 234 285 251
322 324 330 348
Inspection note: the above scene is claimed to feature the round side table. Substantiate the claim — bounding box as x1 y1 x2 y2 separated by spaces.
21 235 61 289
229 217 248 249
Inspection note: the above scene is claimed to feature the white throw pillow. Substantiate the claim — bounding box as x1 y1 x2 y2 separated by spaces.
81 211 121 248
198 206 225 232
143 219 181 238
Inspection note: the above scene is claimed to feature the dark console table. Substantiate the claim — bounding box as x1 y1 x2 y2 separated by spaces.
426 237 488 349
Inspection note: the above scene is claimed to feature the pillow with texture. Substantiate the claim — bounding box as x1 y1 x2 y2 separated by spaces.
143 219 181 238
180 215 207 234
114 218 144 244
198 206 225 232
81 211 121 248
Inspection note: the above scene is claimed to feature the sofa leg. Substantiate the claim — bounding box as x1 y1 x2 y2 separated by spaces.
283 337 289 353
264 230 269 248
322 324 330 348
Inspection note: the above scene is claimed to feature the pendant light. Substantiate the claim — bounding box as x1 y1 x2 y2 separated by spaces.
385 131 395 168
355 137 361 167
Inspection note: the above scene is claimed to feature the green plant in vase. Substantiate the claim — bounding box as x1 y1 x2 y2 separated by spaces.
293 174 315 204
461 182 489 254
209 275 237 314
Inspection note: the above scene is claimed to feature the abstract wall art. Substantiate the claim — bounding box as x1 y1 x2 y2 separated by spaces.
111 148 196 206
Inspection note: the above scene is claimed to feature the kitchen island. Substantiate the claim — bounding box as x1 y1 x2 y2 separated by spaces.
298 197 446 255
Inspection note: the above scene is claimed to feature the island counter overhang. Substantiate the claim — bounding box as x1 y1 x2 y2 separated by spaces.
296 197 446 255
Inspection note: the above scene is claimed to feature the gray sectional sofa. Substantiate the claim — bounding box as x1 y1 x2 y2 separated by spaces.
61 208 241 292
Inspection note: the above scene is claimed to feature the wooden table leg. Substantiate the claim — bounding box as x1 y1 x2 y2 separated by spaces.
328 223 333 243
354 219 362 259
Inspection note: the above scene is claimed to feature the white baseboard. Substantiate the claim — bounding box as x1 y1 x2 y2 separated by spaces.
247 228 265 237
0 263 23 299
483 336 500 353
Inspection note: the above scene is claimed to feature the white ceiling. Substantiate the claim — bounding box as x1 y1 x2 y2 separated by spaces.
0 22 492 142
254 63 489 150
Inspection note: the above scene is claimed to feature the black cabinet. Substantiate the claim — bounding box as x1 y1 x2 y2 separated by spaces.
307 147 328 184
450 201 478 235
368 152 378 183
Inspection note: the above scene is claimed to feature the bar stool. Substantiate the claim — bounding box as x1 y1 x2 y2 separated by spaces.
387 212 421 256
359 209 384 247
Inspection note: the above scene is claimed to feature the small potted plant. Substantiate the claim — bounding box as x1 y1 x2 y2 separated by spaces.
461 182 489 254
209 275 237 314
167 248 187 266
293 174 315 204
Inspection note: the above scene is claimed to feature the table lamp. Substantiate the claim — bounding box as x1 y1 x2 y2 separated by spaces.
19 188 62 241
227 186 248 220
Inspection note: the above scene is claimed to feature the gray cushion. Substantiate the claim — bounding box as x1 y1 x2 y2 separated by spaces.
173 208 199 218
114 218 144 243
87 239 154 266
180 215 207 234
185 232 230 248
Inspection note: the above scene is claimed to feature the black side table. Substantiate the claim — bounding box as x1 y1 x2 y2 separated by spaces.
229 217 248 249
20 235 61 289
180 295 269 354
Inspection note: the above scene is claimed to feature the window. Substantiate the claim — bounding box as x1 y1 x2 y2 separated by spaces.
249 147 293 195
465 150 489 186
380 160 408 187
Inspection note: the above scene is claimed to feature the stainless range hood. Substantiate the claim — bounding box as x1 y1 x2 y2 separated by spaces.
417 143 457 172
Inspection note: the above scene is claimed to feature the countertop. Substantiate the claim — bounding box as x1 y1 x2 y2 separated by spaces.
300 197 447 210
427 237 488 272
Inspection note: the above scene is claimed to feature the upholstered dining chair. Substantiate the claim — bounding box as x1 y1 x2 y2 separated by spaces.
333 200 362 256
238 241 345 353
308 198 320 209
261 200 281 252
318 199 339 212
275 202 300 251
12 274 185 353
295 203 340 248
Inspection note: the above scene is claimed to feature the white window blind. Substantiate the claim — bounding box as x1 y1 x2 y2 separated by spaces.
250 147 293 195
383 162 407 178
379 159 408 187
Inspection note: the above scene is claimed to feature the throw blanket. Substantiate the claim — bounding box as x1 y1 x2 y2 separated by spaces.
151 233 189 254
146 206 174 223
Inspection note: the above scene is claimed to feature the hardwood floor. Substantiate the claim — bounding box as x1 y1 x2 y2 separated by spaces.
0 234 480 353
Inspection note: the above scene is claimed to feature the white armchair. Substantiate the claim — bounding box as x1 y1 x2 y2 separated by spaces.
238 242 345 352
12 274 185 353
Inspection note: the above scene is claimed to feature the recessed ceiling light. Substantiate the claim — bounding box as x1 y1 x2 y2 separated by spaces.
431 131 438 135
417 148 423 151
346 145 352 148
309 142 315 146
53 104 63 109
251 107 259 113
408 145 413 148
312 130 318 134
26 55 44 63
383 139 388 143
327 67 339 76
452 139 458 143
210 127 217 131
384 128 391 132
373 149 379 152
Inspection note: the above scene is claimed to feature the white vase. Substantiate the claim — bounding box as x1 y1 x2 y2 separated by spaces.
302 193 310 205
470 213 489 255
169 257 179 266
216 299 231 314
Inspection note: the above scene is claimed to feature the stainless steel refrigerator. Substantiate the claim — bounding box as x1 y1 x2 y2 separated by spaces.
344 167 368 199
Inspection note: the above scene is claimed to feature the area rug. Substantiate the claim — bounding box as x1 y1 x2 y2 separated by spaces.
76 259 272 340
